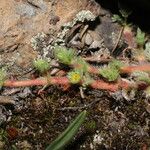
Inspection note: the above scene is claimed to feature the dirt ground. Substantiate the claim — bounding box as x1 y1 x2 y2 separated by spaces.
0 0 150 150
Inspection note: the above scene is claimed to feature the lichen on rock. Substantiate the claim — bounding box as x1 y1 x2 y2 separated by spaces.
30 10 97 60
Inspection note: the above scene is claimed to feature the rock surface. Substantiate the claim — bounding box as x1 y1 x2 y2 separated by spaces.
0 0 91 75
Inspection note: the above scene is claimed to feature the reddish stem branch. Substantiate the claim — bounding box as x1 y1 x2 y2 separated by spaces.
120 65 150 73
74 63 150 75
4 77 70 87
3 77 134 92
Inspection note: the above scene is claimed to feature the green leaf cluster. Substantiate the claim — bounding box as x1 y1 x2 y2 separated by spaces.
33 59 50 73
109 59 123 70
75 57 89 73
119 9 132 19
136 28 146 47
100 68 119 82
112 8 131 25
112 14 124 24
0 68 6 87
54 46 76 65
67 69 83 84
100 60 123 81
46 110 87 150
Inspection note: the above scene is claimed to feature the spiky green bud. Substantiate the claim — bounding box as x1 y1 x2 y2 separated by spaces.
136 28 145 47
54 46 76 65
33 59 50 73
0 68 6 87
109 59 123 70
99 59 123 81
100 67 119 81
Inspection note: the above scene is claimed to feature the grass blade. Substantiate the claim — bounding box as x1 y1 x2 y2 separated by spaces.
46 110 87 150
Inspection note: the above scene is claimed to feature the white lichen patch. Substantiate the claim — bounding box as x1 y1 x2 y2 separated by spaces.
55 10 96 46
144 42 150 61
111 32 118 46
30 32 47 50
30 10 97 60
30 32 53 62
63 10 96 28
93 131 104 145
75 10 96 22
131 71 149 79
89 130 104 149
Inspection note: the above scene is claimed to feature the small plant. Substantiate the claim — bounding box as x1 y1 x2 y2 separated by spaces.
33 59 50 73
112 7 131 26
100 60 123 81
2 44 150 92
74 57 89 73
111 4 136 50
46 110 87 150
100 68 119 81
112 14 124 24
54 46 76 65
135 28 146 48
109 59 123 70
134 28 148 61
0 68 6 87
67 69 83 84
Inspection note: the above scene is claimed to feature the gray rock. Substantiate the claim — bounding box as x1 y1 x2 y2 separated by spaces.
16 3 36 17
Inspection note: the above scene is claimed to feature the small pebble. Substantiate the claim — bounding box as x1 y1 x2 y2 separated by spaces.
49 15 60 25
85 33 93 46
89 40 103 49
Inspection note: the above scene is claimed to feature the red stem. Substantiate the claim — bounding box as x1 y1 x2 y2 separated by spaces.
120 65 150 73
74 63 150 75
4 77 70 87
3 77 133 92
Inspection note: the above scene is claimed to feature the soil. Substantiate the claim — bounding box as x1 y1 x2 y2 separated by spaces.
0 0 150 150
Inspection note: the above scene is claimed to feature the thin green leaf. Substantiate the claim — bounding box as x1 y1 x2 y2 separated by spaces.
112 14 123 24
119 9 132 19
46 110 87 150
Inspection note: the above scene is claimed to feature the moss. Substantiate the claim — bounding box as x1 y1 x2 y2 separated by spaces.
84 120 96 132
